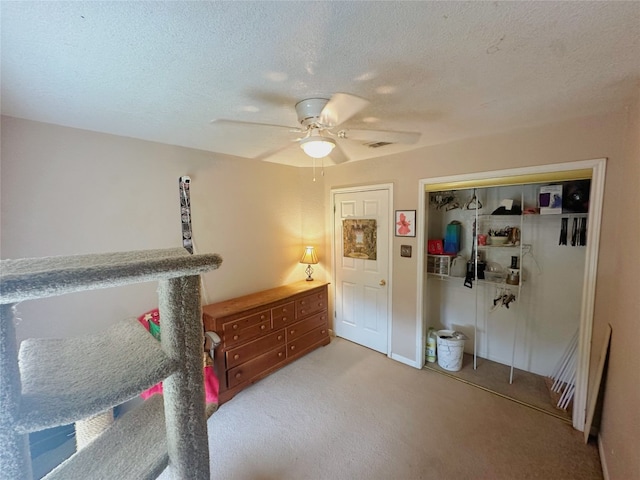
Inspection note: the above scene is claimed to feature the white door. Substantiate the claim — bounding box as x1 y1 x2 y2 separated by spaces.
332 186 391 354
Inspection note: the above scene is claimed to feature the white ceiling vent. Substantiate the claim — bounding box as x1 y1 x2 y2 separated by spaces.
364 141 394 149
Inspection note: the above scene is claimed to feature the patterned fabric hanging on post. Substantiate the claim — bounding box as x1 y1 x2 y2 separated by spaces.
179 176 193 254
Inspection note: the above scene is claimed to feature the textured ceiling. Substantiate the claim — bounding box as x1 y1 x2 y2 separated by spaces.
1 1 639 167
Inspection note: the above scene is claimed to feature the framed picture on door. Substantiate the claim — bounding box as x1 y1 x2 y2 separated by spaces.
395 210 416 237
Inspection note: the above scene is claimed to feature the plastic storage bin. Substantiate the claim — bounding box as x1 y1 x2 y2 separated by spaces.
436 330 467 371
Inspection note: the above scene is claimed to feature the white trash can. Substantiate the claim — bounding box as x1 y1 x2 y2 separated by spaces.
436 330 467 372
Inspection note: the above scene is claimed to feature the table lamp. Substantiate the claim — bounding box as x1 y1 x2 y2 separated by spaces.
300 246 318 281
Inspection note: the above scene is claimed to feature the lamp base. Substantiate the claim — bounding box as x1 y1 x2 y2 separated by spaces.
305 264 314 281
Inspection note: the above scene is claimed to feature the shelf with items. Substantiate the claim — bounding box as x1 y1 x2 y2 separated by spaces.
426 185 528 383
470 188 525 384
425 179 591 400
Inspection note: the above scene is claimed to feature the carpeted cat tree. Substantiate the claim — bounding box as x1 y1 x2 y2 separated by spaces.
0 248 222 479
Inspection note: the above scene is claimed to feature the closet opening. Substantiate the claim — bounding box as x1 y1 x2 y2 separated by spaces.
416 159 606 431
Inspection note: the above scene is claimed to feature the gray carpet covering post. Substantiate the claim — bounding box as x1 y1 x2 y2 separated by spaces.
160 275 210 478
162 337 602 480
0 303 33 480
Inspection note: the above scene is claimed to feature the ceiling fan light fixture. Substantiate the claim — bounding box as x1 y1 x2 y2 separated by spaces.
300 135 336 158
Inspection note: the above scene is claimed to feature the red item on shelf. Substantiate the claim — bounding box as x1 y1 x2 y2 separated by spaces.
428 239 444 254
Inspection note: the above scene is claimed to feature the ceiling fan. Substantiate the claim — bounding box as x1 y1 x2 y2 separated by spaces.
211 93 421 164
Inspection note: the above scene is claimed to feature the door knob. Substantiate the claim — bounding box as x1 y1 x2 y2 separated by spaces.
379 280 386 286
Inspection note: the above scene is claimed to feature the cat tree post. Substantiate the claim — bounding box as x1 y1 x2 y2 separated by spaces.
159 275 210 478
0 304 33 479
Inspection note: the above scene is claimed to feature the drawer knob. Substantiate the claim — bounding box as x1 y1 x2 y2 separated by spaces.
282 316 287 322
233 335 239 340
301 310 306 315
233 324 239 330
278 352 283 357
290 345 296 351
290 329 295 335
283 307 287 312
301 300 306 305
234 354 240 360
278 335 283 340
261 315 265 320
322 330 326 334
261 324 266 330
235 372 242 379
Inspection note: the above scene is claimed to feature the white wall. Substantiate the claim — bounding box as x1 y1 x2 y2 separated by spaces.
0 116 325 341
596 92 640 480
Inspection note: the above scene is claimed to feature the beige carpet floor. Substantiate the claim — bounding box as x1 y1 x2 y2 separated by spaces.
160 337 601 480
424 353 572 423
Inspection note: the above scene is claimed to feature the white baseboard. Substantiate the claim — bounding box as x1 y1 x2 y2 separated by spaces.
390 352 419 368
598 434 609 480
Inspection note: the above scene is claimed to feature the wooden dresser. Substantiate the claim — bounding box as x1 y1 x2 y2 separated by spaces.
203 281 330 404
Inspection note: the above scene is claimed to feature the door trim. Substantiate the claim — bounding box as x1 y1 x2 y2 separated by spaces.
331 183 394 357
416 158 606 431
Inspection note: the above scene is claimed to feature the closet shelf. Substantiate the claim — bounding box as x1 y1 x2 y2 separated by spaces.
477 214 522 218
44 394 168 480
15 319 178 433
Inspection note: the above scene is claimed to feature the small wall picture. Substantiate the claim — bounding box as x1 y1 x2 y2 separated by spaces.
395 210 416 237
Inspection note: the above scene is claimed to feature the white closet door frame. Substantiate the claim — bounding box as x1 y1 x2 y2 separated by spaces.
416 158 606 432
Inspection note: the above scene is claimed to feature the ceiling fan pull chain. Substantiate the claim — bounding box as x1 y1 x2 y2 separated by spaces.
313 158 316 182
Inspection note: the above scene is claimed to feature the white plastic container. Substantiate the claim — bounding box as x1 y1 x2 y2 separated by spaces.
436 330 467 371
426 328 437 363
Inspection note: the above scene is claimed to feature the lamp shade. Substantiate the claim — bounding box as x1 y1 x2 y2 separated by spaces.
300 246 318 265
300 136 336 159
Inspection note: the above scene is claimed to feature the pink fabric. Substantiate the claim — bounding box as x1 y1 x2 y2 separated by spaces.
140 366 219 403
137 309 219 404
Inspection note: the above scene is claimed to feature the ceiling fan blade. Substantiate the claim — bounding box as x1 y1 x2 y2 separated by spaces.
211 119 297 133
209 119 300 158
253 141 300 161
319 93 370 127
328 142 349 164
338 128 421 145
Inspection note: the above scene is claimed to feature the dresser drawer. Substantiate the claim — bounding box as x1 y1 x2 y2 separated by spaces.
227 345 286 389
287 325 329 358
295 289 327 318
224 319 272 348
286 311 328 341
272 301 295 329
226 329 285 369
223 310 270 333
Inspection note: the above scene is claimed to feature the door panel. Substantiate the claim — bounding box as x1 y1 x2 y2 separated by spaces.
333 187 390 354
